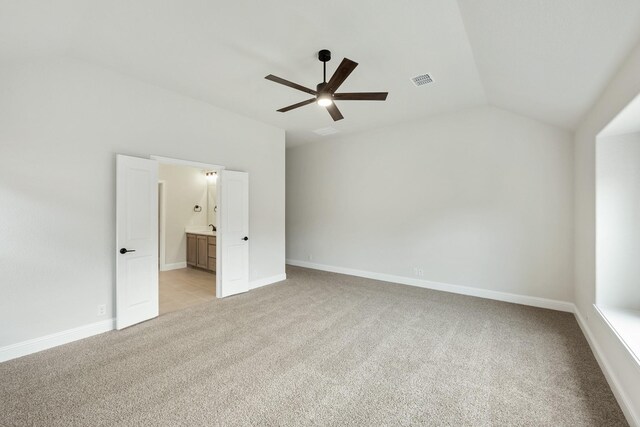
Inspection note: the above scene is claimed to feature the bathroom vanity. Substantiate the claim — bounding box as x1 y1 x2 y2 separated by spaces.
186 232 216 273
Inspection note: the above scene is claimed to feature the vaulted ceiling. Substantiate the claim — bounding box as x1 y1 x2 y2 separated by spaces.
2 0 640 146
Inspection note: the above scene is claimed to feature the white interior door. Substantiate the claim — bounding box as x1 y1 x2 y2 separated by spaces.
116 155 159 329
219 170 249 297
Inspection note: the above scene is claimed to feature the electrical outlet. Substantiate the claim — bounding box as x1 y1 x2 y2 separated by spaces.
308 254 313 261
418 268 424 277
413 267 424 277
97 304 106 316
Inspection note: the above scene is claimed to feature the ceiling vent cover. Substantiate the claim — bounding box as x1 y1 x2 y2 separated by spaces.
313 127 339 136
411 73 433 87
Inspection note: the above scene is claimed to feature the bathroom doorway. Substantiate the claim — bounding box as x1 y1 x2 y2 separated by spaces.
156 159 220 315
116 154 249 329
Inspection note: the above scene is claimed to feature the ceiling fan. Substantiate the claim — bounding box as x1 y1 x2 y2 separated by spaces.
265 49 388 121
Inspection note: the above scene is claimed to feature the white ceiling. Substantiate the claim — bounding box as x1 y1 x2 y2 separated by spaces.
2 0 640 146
457 0 640 130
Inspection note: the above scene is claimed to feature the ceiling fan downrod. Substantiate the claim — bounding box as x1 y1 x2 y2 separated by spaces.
319 49 331 84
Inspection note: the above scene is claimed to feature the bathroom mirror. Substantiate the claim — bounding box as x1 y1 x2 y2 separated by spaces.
207 178 217 227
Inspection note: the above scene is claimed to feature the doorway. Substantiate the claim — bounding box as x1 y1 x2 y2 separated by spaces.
156 161 218 315
116 154 250 330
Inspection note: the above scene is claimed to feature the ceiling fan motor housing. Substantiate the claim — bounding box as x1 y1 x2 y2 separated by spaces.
318 49 331 62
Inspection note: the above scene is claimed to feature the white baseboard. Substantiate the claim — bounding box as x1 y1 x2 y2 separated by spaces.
287 259 637 425
0 272 286 364
160 262 187 271
250 273 287 290
0 318 115 363
286 259 574 313
574 308 639 427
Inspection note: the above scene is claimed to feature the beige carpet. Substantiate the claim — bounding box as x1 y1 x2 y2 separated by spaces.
0 266 627 426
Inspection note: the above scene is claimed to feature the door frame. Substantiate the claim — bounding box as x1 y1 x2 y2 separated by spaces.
150 155 225 298
158 180 167 271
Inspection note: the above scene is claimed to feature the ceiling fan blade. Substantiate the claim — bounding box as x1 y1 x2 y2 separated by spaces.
333 92 388 101
326 103 344 121
325 58 358 93
277 98 316 112
265 74 317 95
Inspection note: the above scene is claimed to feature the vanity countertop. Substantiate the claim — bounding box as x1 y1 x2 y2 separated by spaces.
185 227 216 237
187 231 216 236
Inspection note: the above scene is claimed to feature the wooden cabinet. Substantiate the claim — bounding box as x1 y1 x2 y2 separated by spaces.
186 234 197 266
197 235 208 268
186 233 216 273
208 236 216 273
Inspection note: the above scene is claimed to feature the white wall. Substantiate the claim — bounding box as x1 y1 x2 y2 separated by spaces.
287 106 574 302
158 164 208 266
574 41 640 426
0 57 285 348
596 132 640 310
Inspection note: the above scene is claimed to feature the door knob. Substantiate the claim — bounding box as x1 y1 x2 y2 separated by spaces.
242 236 249 241
119 248 136 254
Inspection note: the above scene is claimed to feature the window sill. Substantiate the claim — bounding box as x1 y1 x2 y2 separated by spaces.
595 305 640 367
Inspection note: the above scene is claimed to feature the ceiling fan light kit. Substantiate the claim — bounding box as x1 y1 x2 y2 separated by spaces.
317 94 333 107
265 49 388 121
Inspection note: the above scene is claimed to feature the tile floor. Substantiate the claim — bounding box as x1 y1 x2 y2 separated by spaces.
159 267 216 315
